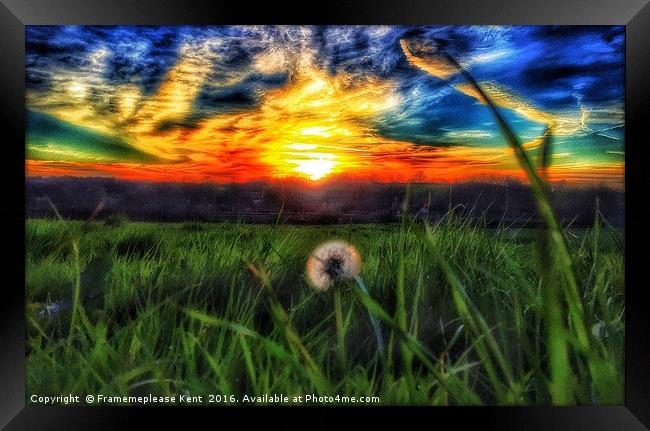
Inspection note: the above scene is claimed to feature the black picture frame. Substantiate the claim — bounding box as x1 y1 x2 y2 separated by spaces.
2 0 648 429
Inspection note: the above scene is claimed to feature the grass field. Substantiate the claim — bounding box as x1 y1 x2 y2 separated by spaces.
25 212 624 405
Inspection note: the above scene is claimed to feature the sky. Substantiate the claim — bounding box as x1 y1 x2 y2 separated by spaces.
25 25 625 187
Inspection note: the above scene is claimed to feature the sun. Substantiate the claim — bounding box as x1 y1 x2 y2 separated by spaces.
289 155 338 181
281 141 341 181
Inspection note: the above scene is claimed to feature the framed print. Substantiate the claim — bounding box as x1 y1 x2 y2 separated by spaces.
1 0 649 429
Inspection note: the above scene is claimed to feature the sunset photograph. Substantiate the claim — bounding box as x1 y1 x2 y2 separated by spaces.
25 25 625 406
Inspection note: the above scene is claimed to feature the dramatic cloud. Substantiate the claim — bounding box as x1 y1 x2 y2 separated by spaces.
25 25 624 187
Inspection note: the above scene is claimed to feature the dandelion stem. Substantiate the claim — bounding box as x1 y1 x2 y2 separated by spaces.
354 275 385 356
334 288 347 370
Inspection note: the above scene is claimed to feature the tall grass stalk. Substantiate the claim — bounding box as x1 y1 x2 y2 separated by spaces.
423 43 613 403
437 49 590 353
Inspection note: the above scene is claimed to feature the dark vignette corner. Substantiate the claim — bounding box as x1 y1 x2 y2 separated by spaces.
0 0 26 429
625 1 650 429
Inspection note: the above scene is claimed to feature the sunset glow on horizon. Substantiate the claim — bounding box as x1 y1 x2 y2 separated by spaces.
26 26 625 188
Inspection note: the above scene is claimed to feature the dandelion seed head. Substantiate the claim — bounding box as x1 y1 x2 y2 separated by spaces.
306 240 361 292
